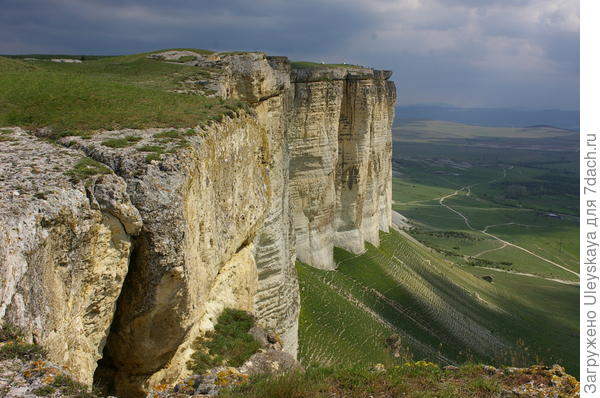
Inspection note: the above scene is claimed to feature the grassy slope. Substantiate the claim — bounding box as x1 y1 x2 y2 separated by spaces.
299 121 579 376
0 52 240 132
298 229 579 374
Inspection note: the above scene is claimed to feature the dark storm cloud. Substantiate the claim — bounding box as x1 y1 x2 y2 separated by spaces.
0 0 579 110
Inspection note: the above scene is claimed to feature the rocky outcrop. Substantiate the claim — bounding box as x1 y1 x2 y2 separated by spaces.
290 67 395 268
0 50 395 396
62 118 272 397
0 128 140 385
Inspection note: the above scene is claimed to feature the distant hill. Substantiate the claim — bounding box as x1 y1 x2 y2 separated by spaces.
395 105 579 131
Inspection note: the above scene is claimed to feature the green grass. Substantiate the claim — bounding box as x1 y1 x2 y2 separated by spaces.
371 120 579 373
101 136 140 148
51 374 95 398
0 342 47 360
391 121 579 281
33 386 57 396
136 145 164 153
188 309 261 374
0 56 39 72
0 52 244 134
219 362 576 398
298 229 579 375
65 157 112 182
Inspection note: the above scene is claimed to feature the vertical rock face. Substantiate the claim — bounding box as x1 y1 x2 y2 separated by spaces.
289 68 396 269
192 52 301 356
0 128 141 385
65 118 272 396
335 71 395 252
0 51 394 396
288 77 343 270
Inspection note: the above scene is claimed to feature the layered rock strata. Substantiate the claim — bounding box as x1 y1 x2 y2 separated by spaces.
0 51 395 396
289 67 395 268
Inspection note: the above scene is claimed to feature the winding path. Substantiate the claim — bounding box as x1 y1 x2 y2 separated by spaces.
437 168 580 278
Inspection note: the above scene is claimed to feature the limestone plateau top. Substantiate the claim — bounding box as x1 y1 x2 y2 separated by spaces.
0 50 396 397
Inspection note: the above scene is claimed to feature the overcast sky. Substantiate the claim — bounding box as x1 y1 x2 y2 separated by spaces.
0 0 580 110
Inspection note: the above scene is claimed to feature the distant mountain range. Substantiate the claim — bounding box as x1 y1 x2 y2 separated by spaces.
395 105 579 131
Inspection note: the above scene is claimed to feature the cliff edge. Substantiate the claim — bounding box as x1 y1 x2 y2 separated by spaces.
0 50 395 396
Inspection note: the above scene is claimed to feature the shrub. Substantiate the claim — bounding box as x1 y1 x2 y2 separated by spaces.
145 153 162 163
52 374 95 397
175 56 196 63
154 130 184 139
467 377 501 393
188 309 260 374
101 138 135 148
0 342 46 360
65 157 111 182
0 322 24 342
137 145 164 153
33 386 56 396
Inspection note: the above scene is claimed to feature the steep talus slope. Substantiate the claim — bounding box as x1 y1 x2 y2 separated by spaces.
0 51 395 396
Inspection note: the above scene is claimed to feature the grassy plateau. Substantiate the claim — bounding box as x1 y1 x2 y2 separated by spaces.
0 51 242 133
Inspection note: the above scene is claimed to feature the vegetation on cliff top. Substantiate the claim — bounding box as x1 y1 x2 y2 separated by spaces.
291 61 363 69
0 51 243 134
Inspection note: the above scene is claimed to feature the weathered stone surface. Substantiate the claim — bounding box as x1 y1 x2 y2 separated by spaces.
0 128 139 385
61 117 271 397
288 78 343 270
194 52 300 356
0 51 395 396
334 74 395 252
238 350 301 376
288 66 395 268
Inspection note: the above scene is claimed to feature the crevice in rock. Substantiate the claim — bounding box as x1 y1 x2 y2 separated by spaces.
92 235 164 398
92 238 141 397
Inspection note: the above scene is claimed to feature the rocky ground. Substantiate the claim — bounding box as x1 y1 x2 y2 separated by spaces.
1 346 579 398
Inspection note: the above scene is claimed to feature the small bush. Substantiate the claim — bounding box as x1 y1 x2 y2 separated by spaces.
175 56 196 63
33 385 56 396
65 157 111 182
145 153 162 163
0 322 24 342
137 145 164 153
0 342 46 360
146 153 160 163
188 309 260 374
101 138 135 148
221 371 327 398
154 130 184 139
467 377 501 393
52 374 94 397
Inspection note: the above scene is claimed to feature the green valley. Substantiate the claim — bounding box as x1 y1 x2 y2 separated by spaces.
297 120 579 375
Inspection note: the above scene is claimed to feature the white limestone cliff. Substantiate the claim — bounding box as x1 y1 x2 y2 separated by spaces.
0 51 395 397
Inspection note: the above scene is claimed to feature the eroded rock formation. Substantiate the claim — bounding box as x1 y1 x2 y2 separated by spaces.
0 51 395 396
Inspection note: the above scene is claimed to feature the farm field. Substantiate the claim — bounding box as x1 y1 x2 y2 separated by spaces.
298 120 579 375
392 121 579 281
